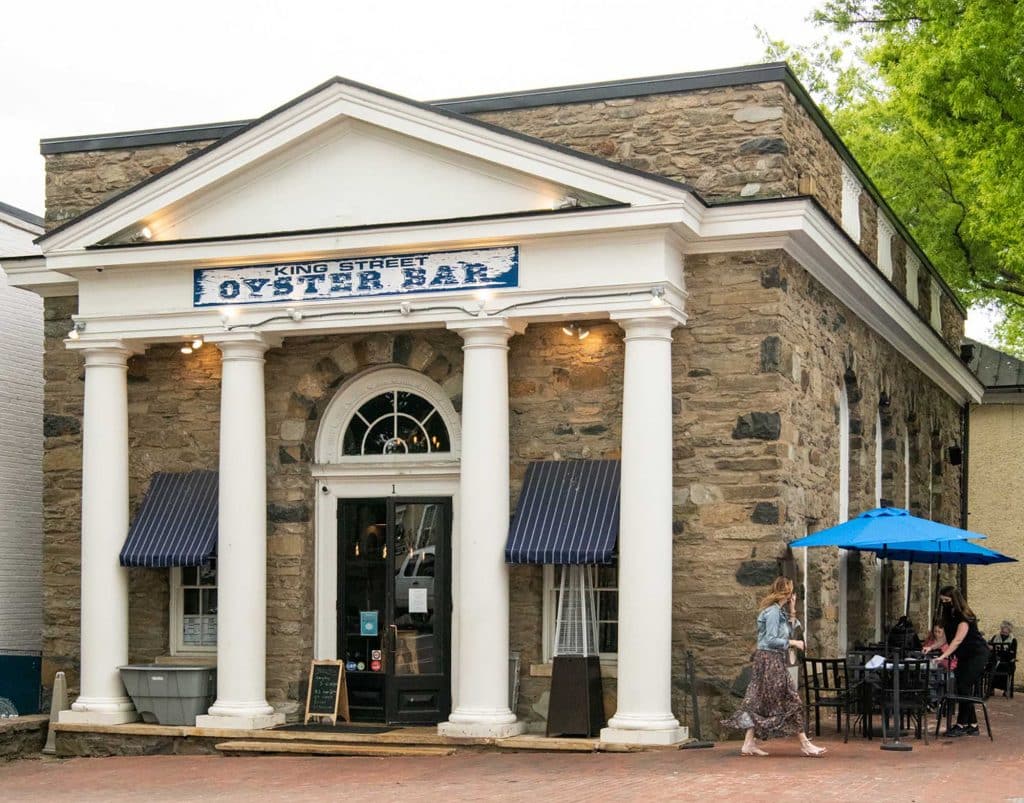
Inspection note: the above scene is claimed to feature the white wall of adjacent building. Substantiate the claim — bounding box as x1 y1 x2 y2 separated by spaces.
0 209 44 655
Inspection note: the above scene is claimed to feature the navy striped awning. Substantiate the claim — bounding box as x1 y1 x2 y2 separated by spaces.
119 471 218 568
505 460 620 565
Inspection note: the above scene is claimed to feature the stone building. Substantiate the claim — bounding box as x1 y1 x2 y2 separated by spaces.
7 63 981 744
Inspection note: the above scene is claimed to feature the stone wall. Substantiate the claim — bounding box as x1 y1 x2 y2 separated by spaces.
43 142 215 231
40 297 84 693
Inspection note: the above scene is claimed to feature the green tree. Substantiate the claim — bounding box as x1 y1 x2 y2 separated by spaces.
763 0 1024 353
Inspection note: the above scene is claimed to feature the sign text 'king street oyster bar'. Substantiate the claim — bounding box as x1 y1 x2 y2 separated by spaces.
193 246 519 307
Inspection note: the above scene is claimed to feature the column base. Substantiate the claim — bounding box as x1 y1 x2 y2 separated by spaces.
195 713 285 731
438 720 527 739
600 724 689 746
59 709 139 726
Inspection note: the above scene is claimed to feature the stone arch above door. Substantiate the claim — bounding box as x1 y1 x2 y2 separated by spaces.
315 365 462 464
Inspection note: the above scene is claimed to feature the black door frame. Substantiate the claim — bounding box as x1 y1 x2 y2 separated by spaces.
337 496 452 724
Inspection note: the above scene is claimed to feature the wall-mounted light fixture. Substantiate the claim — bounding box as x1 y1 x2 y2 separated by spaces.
68 320 86 340
650 286 666 306
561 322 590 341
553 194 581 210
139 226 153 240
191 337 203 350
180 345 193 355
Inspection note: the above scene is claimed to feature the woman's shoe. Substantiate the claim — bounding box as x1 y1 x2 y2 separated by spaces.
800 741 826 757
740 743 769 756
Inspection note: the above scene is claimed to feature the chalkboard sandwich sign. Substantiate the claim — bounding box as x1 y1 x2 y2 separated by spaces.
304 660 350 725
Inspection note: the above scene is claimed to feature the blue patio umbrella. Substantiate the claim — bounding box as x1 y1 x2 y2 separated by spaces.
789 507 986 550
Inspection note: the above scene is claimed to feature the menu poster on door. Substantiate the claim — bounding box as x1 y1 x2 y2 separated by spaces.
360 610 379 636
409 587 428 613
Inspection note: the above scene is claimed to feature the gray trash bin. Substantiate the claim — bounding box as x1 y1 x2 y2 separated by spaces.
119 665 216 726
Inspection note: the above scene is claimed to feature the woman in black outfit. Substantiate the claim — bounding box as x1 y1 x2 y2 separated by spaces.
923 586 990 737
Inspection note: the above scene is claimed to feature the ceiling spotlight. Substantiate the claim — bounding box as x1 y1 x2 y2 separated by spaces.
180 345 193 355
562 322 590 340
191 338 204 350
650 286 666 306
68 320 86 340
139 226 153 240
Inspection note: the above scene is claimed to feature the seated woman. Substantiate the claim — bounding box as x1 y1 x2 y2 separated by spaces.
988 621 1017 696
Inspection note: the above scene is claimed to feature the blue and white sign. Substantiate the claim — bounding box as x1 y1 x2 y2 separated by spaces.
192 245 519 307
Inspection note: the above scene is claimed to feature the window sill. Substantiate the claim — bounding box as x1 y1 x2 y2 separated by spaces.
529 661 617 678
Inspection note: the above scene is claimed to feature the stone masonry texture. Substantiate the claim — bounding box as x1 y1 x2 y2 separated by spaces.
39 75 968 736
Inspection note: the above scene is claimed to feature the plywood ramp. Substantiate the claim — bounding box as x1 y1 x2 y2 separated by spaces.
216 740 455 757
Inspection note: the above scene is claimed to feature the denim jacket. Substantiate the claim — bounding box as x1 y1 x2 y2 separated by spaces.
756 603 800 652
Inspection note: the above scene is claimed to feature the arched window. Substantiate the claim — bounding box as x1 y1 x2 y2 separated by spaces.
314 366 461 465
342 390 451 456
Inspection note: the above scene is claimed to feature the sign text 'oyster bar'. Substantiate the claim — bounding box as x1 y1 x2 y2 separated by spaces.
192 245 519 307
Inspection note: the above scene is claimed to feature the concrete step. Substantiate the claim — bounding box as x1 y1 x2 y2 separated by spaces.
216 740 455 757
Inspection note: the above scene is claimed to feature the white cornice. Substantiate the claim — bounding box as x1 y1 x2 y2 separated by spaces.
41 204 695 272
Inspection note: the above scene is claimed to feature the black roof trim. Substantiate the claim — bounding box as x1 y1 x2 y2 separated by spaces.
432 63 792 113
83 203 631 250
0 201 44 228
40 121 251 155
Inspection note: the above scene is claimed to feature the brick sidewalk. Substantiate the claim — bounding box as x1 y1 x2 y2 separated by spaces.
5 698 1023 802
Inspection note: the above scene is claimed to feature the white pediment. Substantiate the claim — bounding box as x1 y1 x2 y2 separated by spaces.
143 119 607 242
41 78 693 254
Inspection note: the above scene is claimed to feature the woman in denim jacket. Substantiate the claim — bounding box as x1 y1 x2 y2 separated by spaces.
722 576 826 757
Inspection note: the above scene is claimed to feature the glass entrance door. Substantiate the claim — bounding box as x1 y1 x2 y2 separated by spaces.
337 498 451 724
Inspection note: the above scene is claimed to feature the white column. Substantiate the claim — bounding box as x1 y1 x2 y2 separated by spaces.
196 336 284 730
438 319 525 739
601 313 687 746
61 344 138 725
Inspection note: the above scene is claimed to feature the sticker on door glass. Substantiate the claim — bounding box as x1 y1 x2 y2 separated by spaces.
360 610 379 636
408 587 428 613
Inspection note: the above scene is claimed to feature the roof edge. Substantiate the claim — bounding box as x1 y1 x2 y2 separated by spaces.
0 200 44 229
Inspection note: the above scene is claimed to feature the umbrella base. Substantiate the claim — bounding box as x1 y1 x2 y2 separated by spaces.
880 740 913 752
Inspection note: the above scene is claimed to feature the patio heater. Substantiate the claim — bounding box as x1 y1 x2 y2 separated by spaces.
546 565 606 737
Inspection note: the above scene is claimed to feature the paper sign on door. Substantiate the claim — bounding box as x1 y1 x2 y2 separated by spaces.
408 587 428 613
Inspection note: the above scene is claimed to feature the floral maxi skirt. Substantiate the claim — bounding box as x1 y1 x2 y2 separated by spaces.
721 649 804 741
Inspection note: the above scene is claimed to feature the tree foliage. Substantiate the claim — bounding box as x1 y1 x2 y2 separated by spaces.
763 0 1024 353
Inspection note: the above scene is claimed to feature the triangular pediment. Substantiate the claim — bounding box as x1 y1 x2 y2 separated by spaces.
121 119 614 243
41 77 692 252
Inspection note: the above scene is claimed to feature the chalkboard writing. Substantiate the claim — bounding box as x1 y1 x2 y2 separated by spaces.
304 660 350 725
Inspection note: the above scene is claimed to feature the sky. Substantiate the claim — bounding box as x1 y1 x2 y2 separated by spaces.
0 0 996 339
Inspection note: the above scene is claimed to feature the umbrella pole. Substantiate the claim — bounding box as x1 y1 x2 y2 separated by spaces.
881 652 912 751
905 563 912 618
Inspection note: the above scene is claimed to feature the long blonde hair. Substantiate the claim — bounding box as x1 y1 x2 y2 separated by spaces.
759 576 794 611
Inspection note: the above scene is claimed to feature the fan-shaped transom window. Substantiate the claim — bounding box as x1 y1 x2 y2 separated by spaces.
343 390 451 456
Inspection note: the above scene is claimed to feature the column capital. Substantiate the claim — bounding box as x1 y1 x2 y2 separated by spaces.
611 310 684 341
207 332 280 361
447 317 526 347
68 340 137 368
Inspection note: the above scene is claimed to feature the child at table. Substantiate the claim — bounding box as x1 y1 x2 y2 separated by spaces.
922 624 957 671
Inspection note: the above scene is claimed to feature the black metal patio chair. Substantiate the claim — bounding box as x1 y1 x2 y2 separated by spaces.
802 657 858 740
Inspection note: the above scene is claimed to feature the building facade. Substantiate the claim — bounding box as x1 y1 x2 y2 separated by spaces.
967 340 1024 655
0 202 45 714
8 64 981 742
